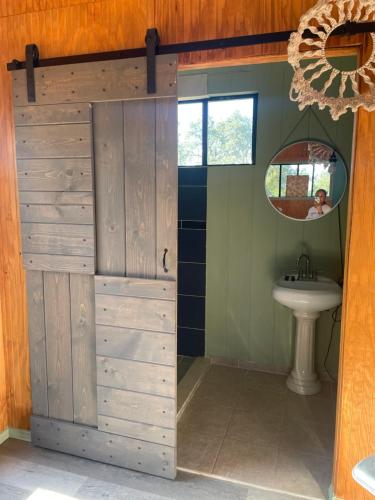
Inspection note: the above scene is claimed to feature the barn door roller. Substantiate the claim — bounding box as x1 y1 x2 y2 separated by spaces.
145 28 160 94
25 44 39 103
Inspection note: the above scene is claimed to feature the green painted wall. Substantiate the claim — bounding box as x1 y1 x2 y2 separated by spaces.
178 59 354 378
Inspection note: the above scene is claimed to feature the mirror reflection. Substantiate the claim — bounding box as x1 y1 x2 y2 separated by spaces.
265 141 347 221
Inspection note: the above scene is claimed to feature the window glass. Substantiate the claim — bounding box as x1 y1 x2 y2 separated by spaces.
178 102 203 166
313 163 331 195
207 98 254 165
265 164 280 197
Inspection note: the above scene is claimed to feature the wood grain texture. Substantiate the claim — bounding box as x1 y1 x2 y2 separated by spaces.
124 99 156 279
14 103 91 126
156 98 178 281
96 356 174 397
97 386 175 429
19 191 93 205
95 275 176 300
31 415 176 479
13 55 177 107
95 294 176 333
23 253 94 274
17 158 93 192
93 101 126 276
25 271 48 417
96 325 176 366
15 123 92 158
70 274 97 427
20 203 94 224
98 415 175 447
333 109 375 500
43 272 73 421
21 223 94 257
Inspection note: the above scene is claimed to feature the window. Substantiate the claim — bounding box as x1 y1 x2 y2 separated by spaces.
178 95 257 167
265 163 331 198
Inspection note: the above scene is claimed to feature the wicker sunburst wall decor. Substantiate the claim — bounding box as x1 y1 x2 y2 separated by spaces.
288 0 375 120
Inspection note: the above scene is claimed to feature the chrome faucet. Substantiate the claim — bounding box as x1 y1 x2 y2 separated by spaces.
297 253 310 280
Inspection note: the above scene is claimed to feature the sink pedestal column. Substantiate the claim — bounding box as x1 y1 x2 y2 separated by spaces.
287 310 321 395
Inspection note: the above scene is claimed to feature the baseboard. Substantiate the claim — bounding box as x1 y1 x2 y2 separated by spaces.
9 428 31 442
0 429 9 445
0 427 31 444
210 356 290 375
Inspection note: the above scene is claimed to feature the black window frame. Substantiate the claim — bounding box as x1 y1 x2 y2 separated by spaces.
178 93 258 168
269 162 332 198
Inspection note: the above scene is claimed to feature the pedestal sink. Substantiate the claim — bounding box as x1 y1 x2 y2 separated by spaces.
273 275 342 395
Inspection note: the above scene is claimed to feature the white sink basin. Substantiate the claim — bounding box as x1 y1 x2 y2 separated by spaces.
273 275 342 313
273 274 342 395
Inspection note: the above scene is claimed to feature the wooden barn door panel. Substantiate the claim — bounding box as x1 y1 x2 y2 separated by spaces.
14 54 177 479
93 95 177 478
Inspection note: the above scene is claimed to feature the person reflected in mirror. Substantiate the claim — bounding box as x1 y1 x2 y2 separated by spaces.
306 189 332 219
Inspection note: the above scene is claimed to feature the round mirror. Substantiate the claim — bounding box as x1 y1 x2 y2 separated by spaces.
265 141 347 221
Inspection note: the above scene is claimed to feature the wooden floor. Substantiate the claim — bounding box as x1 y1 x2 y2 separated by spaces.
0 438 306 499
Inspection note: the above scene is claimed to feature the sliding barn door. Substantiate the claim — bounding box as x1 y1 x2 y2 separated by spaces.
12 55 177 479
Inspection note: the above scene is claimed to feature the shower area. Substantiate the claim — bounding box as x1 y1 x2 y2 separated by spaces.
176 164 210 414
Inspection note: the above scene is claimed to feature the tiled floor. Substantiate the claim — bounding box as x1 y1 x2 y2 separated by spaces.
177 364 337 500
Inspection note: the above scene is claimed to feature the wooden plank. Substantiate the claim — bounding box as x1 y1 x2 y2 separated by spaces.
17 158 93 192
156 98 178 281
25 271 48 417
16 123 92 158
94 275 175 300
97 386 175 429
14 103 91 126
20 203 94 224
95 294 175 333
70 274 97 427
93 102 126 276
98 415 175 447
124 99 156 279
13 55 177 107
31 415 176 479
19 192 93 205
96 325 176 366
44 272 73 421
21 223 94 257
96 356 174 397
24 254 94 275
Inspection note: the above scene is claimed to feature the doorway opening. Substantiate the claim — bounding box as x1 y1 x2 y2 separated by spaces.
176 59 354 499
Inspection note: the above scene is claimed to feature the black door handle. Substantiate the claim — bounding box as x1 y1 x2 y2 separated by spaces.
162 248 169 273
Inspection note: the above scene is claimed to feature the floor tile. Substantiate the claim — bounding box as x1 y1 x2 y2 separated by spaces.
273 448 333 499
245 371 288 395
213 437 278 487
204 365 250 387
178 400 234 438
177 431 223 474
279 416 334 457
226 410 283 448
286 392 336 425
235 387 288 417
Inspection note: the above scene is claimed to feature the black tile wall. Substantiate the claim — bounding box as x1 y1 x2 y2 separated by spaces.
178 229 206 263
178 186 207 221
178 263 206 296
178 295 206 330
178 167 207 357
178 327 205 357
